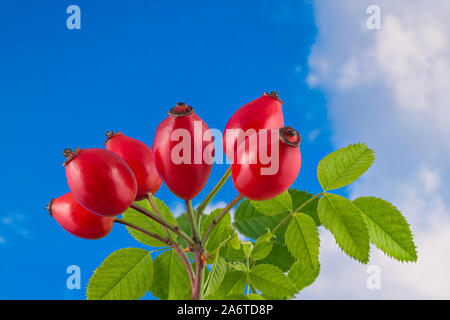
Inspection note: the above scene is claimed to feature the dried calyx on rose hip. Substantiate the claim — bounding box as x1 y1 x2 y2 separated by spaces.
63 147 137 217
152 102 214 200
47 192 114 239
232 126 301 201
223 91 284 159
105 131 161 200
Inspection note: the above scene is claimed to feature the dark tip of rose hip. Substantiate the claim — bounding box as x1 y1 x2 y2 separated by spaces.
264 91 282 101
168 102 194 117
104 131 122 144
62 147 81 166
46 199 54 217
279 127 301 147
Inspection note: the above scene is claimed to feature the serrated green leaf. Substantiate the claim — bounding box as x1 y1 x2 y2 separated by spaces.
318 194 370 263
87 248 153 300
250 240 273 261
207 271 247 298
285 213 320 269
201 208 234 252
289 262 320 292
317 143 375 191
204 256 227 297
150 250 191 300
122 198 178 247
249 264 296 299
234 200 290 243
251 191 293 215
353 197 417 262
289 189 321 225
256 243 295 272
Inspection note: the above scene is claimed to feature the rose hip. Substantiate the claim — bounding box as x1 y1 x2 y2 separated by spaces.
63 147 137 216
152 103 214 200
105 131 161 200
47 192 114 239
232 126 301 200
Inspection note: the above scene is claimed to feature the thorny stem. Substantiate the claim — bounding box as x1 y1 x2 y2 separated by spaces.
196 166 232 219
130 203 195 247
202 194 244 246
272 191 326 234
186 200 202 243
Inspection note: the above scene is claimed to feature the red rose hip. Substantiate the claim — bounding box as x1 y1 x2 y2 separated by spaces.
152 103 214 200
47 192 114 239
63 147 137 216
105 131 161 200
232 126 301 201
223 91 284 159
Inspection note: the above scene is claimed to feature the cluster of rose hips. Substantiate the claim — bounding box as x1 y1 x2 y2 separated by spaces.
47 92 301 240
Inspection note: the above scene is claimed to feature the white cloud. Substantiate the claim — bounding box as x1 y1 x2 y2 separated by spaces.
303 0 450 299
0 235 5 244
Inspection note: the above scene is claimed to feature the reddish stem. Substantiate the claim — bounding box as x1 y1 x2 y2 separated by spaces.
192 250 203 300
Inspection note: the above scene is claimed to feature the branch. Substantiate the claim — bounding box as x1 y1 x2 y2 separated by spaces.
272 191 326 234
196 166 232 218
186 200 201 243
202 194 244 246
115 217 195 292
171 244 195 290
130 203 195 246
113 218 169 245
146 193 171 241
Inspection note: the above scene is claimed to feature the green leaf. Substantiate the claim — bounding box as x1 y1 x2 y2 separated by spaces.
248 294 266 300
317 143 375 191
353 197 417 262
250 240 273 261
150 250 191 300
229 262 247 272
229 234 241 250
285 213 320 270
234 200 290 243
87 248 153 300
251 191 293 215
242 241 253 258
318 194 370 263
204 256 227 297
289 189 321 225
201 208 234 252
249 264 296 299
122 198 178 247
223 243 247 262
257 243 295 272
207 271 247 298
289 262 320 292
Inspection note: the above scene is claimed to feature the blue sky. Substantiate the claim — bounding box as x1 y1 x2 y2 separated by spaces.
0 1 332 299
3 0 448 300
